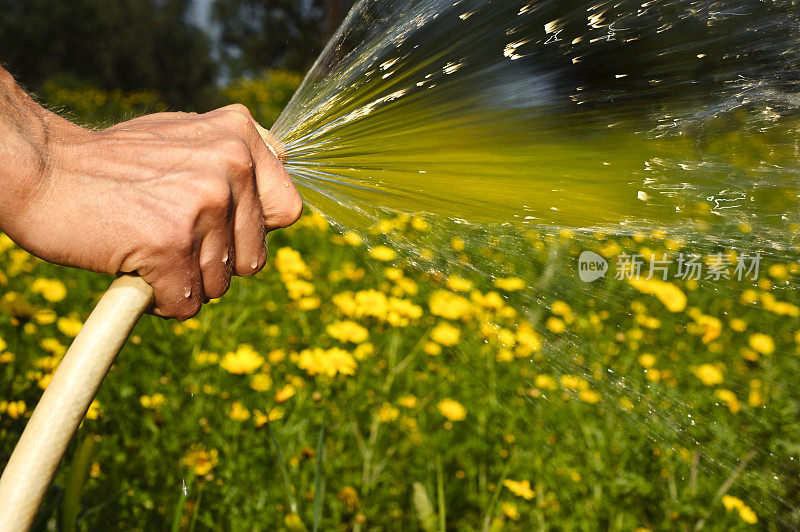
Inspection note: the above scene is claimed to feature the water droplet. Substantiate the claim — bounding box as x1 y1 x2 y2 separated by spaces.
184 287 192 298
222 251 229 263
284 181 290 188
181 478 188 496
251 260 259 269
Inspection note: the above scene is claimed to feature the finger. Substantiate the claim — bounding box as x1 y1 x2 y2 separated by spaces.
253 143 303 230
231 179 269 277
198 221 234 299
204 105 303 230
147 254 204 321
203 131 269 277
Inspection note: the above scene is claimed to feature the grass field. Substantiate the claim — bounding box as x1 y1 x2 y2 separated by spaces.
1 211 799 531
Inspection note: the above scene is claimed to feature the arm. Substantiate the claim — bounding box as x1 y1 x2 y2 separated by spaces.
0 67 302 319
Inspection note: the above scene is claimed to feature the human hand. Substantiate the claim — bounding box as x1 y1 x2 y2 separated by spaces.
6 104 302 319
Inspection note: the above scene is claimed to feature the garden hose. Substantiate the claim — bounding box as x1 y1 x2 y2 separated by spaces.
0 275 154 531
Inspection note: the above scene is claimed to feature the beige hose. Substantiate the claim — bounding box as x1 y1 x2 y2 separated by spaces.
0 275 154 531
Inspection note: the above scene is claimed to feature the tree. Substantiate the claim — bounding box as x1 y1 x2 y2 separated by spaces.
212 0 354 78
0 0 218 110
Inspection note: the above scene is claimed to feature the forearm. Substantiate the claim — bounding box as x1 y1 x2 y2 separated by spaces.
0 67 53 231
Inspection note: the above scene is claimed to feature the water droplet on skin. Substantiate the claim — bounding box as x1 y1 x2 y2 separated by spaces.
184 287 192 298
251 260 259 269
284 181 290 188
222 251 229 263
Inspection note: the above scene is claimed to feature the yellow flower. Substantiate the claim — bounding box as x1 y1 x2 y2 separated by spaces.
738 505 758 524
628 279 686 312
268 349 286 364
493 277 526 292
139 393 167 409
749 380 764 407
275 247 310 278
2 400 26 418
430 322 461 346
503 479 535 500
721 495 757 524
446 275 473 292
378 403 399 422
560 374 589 391
327 320 369 344
254 408 284 427
501 501 520 520
638 353 656 369
451 237 465 251
730 318 747 332
31 278 67 302
423 341 442 356
275 384 297 403
471 290 505 311
437 398 467 421
399 395 417 408
546 317 566 334
429 290 473 320
343 231 363 246
722 494 743 512
296 347 357 377
33 309 57 325
684 309 723 343
384 298 421 327
85 399 101 420
692 363 724 386
182 445 219 476
285 279 315 300
250 373 273 392
0 233 14 253
337 486 360 511
534 374 557 390
299 296 321 311
551 300 573 320
748 333 775 355
516 323 541 356
578 389 602 404
57 316 83 337
354 343 374 360
714 389 741 414
41 338 66 357
229 401 251 421
0 337 5 353
219 344 264 374
369 245 397 262
411 216 429 231
760 293 799 317
384 267 403 281
768 263 789 280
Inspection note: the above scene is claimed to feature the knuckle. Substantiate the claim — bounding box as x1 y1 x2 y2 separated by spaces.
159 226 195 256
215 137 253 176
227 103 252 117
192 175 232 213
224 107 254 132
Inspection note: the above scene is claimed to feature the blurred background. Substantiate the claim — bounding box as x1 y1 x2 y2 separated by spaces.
0 0 355 125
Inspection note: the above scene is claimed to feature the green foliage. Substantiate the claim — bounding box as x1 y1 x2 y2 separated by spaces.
222 70 303 127
0 0 217 110
40 80 166 127
212 0 353 77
